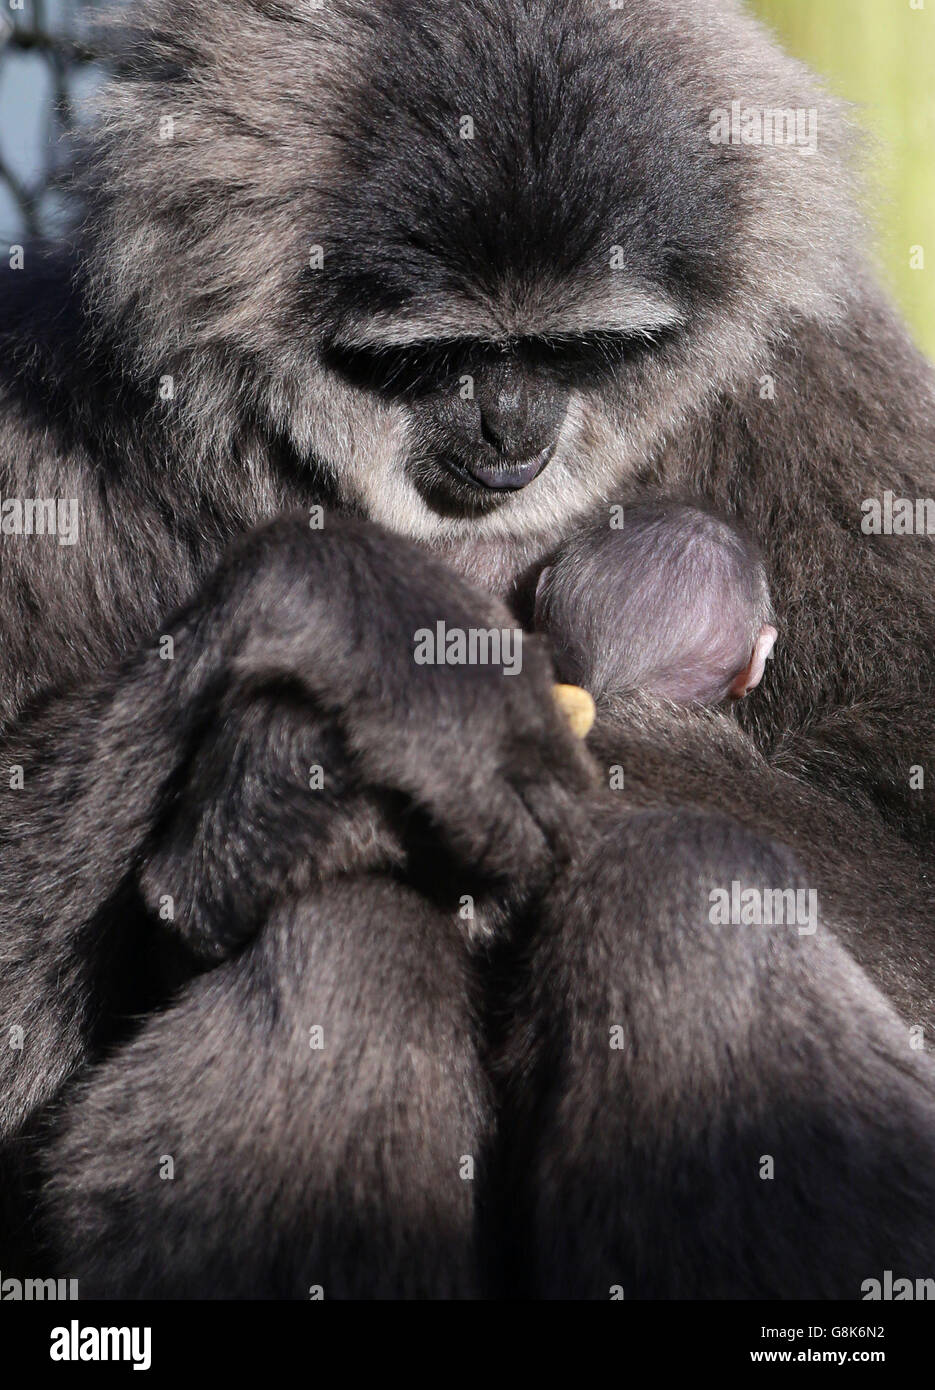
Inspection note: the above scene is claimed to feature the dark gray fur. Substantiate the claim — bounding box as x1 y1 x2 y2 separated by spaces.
0 0 934 1298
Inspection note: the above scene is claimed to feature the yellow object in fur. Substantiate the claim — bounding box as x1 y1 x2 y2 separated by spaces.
553 684 596 739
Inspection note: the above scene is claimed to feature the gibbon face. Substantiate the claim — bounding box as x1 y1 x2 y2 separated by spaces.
84 0 859 540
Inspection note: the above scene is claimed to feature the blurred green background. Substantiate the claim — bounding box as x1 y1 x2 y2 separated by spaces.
751 0 935 357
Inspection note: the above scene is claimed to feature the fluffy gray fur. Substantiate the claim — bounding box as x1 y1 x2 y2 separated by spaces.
0 0 933 1299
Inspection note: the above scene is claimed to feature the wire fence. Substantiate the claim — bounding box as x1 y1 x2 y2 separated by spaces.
0 0 106 244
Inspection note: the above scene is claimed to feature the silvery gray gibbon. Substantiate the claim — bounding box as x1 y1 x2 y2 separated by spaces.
1 0 934 1299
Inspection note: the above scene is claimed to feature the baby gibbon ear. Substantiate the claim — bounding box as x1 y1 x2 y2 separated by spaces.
729 624 778 699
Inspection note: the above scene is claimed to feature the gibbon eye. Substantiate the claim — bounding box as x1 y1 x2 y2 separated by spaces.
514 330 668 375
325 329 666 400
322 340 461 396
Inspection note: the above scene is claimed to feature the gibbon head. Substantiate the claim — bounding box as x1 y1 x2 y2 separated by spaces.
81 0 861 539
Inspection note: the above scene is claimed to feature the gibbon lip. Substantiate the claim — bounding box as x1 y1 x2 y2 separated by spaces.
456 444 555 492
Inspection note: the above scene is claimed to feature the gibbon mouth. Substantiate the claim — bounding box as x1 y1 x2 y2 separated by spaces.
449 444 555 492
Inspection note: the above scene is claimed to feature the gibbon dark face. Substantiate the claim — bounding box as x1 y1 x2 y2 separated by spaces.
84 0 857 539
326 335 577 498
306 0 719 512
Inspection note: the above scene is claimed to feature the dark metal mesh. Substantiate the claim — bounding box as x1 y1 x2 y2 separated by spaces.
0 0 106 243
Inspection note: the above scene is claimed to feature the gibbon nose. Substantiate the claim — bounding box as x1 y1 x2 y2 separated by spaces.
475 364 567 462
